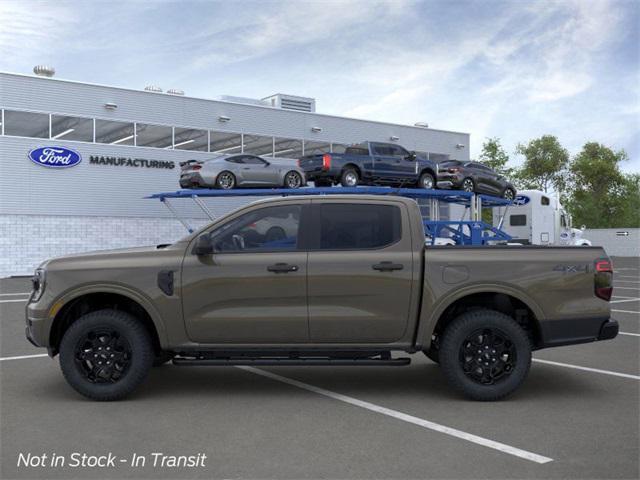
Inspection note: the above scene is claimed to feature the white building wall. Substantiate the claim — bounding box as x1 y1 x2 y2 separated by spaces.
0 215 210 277
584 228 640 257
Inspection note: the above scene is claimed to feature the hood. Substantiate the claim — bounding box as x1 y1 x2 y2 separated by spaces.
41 243 187 271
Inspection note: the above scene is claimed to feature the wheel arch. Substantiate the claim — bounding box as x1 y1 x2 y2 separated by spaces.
421 289 544 351
342 163 362 177
419 167 436 178
49 287 167 356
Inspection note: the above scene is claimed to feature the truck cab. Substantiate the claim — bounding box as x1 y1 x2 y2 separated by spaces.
493 190 592 246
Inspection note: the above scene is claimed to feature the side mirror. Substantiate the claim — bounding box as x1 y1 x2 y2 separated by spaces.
407 151 417 161
193 234 214 255
581 225 586 231
264 161 270 167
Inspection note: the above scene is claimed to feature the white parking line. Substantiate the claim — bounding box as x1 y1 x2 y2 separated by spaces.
0 353 49 362
0 293 31 296
618 276 640 279
614 286 640 291
612 309 640 314
611 298 640 304
532 359 640 380
615 280 640 284
0 299 28 304
237 366 553 464
615 268 639 271
619 332 640 337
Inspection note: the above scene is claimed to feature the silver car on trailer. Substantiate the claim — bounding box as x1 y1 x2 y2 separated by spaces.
179 154 306 189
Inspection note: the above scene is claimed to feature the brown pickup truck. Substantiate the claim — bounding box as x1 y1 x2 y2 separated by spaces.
25 195 618 401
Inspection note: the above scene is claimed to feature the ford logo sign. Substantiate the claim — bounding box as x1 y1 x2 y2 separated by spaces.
28 146 82 168
513 195 530 206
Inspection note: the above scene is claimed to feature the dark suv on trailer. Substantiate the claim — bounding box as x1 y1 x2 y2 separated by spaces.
437 160 516 199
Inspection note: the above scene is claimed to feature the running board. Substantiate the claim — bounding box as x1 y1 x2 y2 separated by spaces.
172 357 411 366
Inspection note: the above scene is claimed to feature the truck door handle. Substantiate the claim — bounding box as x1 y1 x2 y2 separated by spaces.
372 262 404 272
267 263 298 273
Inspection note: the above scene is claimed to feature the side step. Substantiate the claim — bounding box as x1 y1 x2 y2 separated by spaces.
172 356 411 367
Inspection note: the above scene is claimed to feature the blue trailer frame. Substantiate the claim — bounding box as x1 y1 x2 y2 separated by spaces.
147 186 512 245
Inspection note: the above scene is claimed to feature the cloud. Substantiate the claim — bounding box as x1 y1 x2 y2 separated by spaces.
0 1 77 64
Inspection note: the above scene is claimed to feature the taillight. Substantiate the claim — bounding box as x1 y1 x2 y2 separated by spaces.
322 153 332 171
192 165 202 170
297 159 301 167
594 258 613 301
448 167 460 173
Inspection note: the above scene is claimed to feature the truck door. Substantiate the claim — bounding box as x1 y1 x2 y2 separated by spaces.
307 201 414 343
181 203 311 343
370 143 396 181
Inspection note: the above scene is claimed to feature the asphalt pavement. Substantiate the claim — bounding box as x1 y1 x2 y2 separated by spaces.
1 257 638 479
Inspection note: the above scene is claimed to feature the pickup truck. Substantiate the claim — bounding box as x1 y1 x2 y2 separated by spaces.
298 141 439 189
25 195 618 401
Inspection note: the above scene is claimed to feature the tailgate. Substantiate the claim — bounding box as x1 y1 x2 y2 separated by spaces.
298 154 325 172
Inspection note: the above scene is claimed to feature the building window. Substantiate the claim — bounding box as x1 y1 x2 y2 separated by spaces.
3 110 49 138
51 114 93 142
95 119 135 145
173 127 208 151
135 123 173 148
243 134 274 156
304 140 331 155
273 137 303 159
210 131 243 154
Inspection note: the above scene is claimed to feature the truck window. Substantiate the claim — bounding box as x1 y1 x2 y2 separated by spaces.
345 146 370 156
211 205 301 252
510 215 527 226
319 204 401 250
541 196 550 205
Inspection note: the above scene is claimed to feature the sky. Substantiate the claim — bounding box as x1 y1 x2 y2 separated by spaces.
1 0 638 172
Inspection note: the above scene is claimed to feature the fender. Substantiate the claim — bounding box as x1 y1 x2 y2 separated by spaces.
49 282 170 348
416 282 546 350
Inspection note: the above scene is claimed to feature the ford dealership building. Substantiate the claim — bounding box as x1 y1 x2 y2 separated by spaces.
0 70 470 277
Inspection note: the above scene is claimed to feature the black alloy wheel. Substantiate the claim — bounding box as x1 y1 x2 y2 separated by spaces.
459 328 516 385
59 309 153 401
74 329 132 383
439 309 531 401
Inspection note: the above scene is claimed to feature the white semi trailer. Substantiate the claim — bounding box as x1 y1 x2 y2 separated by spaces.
493 190 591 246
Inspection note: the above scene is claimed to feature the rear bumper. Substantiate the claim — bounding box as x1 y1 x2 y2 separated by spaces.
539 316 618 348
179 172 208 188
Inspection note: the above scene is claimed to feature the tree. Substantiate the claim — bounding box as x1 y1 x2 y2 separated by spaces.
515 135 569 193
479 137 513 176
565 142 638 228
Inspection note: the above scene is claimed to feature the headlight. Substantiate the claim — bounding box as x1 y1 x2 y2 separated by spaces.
31 268 46 302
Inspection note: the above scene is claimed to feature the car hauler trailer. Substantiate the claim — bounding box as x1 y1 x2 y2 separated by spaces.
492 190 592 246
147 186 514 246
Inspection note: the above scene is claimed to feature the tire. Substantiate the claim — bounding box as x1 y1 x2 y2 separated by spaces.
284 171 303 189
419 172 435 189
216 171 236 189
439 309 531 401
59 309 154 401
340 168 359 187
153 351 174 367
503 188 515 201
461 177 475 193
